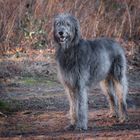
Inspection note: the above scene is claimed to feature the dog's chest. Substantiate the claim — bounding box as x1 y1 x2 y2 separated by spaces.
57 49 79 71
57 63 79 88
57 56 80 88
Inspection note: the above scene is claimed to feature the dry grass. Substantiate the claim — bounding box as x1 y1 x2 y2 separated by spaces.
0 0 139 77
0 0 140 54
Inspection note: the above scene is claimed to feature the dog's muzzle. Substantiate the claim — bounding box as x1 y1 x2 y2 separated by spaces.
57 30 69 43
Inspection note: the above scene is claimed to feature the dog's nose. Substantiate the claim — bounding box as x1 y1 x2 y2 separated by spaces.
59 31 63 36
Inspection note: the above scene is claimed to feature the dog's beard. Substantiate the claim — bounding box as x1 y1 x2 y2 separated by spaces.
55 34 72 49
59 41 69 50
59 36 67 43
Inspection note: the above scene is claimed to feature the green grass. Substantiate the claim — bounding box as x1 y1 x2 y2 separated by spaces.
19 76 58 87
0 99 22 113
21 77 37 85
0 100 11 112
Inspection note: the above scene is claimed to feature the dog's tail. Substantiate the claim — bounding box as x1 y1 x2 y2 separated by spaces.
112 54 127 82
113 53 128 101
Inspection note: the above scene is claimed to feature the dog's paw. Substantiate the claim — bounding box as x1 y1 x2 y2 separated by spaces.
75 124 87 131
75 126 87 132
108 112 116 118
64 124 76 131
118 115 128 123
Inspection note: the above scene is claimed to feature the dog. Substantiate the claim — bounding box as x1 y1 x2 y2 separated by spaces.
53 13 128 131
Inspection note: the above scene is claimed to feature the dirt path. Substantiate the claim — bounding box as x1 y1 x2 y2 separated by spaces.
0 72 140 139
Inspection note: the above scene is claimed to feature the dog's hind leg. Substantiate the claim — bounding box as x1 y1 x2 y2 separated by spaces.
113 76 128 122
100 79 118 118
113 55 128 122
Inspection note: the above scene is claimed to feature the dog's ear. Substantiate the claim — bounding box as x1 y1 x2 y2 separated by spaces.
53 15 60 45
53 19 57 43
72 16 81 46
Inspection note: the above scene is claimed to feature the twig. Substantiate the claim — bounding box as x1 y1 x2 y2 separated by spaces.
124 0 132 38
0 112 7 117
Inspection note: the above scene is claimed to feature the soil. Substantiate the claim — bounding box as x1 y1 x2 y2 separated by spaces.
0 61 140 140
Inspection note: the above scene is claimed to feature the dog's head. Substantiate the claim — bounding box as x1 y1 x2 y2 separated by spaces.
53 13 80 49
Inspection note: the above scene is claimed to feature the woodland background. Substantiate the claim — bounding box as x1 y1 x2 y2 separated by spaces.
0 0 139 57
0 0 139 78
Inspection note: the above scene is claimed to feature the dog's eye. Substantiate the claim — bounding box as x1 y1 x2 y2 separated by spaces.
66 22 71 27
55 22 61 26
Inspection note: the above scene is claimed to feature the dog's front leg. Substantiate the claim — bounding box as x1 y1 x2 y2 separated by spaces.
64 86 78 130
76 87 88 130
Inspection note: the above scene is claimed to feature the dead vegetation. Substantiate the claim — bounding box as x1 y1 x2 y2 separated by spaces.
0 0 139 78
0 0 140 53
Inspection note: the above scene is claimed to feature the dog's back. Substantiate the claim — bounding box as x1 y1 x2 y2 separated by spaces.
73 37 126 86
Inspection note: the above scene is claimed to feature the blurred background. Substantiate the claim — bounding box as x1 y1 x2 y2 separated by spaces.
0 0 140 87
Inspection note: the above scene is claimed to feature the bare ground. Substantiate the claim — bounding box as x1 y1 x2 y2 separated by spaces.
0 61 140 140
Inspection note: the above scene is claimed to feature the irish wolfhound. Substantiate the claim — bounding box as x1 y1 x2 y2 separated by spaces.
53 13 128 131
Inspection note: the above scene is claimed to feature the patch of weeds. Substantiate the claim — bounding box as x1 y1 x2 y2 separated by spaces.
20 76 59 87
0 100 12 113
0 100 22 114
44 79 57 87
16 123 32 132
20 76 37 86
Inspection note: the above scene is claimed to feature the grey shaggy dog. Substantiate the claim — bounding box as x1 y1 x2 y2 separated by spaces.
53 13 128 131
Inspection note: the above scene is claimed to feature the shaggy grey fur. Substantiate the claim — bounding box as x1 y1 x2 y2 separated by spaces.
53 13 128 131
